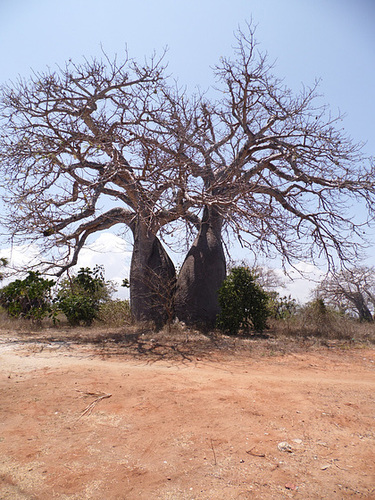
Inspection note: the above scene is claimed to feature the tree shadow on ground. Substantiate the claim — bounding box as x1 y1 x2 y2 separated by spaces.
0 323 326 363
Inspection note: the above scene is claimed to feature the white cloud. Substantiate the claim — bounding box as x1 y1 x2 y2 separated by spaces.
75 233 132 299
0 243 41 270
275 262 325 304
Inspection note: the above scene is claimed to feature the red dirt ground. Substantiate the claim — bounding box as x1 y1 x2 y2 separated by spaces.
0 329 374 499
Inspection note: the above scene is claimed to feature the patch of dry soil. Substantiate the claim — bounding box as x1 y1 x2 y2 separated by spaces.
0 333 374 499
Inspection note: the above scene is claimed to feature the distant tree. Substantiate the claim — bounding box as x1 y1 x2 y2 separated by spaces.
248 265 284 292
316 266 375 322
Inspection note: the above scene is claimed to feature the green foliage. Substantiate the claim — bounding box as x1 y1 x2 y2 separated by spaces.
0 271 55 322
55 266 112 326
268 292 298 319
217 266 270 335
0 257 8 281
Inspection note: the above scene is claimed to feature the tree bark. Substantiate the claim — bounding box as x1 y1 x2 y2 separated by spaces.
351 293 373 322
175 206 226 328
130 221 176 328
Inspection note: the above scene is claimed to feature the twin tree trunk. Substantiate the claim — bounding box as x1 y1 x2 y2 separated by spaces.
129 207 226 329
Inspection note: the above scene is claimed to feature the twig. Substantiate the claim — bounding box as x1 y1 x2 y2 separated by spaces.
210 439 217 466
77 391 112 419
246 447 266 457
332 459 352 472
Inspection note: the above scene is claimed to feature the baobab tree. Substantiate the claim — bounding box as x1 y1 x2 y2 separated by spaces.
133 25 375 325
316 266 375 322
1 24 375 328
0 52 197 325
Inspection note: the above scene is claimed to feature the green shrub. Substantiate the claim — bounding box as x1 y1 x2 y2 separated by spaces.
0 271 55 322
55 266 112 326
217 266 270 335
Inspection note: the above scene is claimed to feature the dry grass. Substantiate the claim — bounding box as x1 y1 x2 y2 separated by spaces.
0 313 374 366
268 314 375 343
0 303 374 364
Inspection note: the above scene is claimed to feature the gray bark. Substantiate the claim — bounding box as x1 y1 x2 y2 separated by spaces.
351 292 373 322
130 221 176 328
175 207 226 328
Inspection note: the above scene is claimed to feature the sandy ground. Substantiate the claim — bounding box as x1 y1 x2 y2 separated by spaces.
0 328 374 499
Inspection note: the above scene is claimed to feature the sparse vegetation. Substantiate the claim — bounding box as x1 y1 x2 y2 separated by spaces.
0 260 374 346
267 292 298 320
97 299 132 327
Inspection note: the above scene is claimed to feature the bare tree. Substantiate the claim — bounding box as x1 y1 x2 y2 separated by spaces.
1 23 375 328
316 266 375 321
134 24 375 325
0 51 196 324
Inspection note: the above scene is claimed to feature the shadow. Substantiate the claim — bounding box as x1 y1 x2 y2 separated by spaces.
0 321 345 363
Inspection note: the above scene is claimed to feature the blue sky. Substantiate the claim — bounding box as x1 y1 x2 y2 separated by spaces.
0 0 374 300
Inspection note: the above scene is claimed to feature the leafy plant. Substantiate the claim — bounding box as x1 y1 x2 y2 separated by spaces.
217 266 270 335
0 271 55 322
267 292 298 319
55 265 112 326
0 257 8 281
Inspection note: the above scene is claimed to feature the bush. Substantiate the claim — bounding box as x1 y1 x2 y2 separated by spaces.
217 266 270 335
55 266 112 326
97 299 132 326
0 271 55 322
268 292 298 319
299 298 336 337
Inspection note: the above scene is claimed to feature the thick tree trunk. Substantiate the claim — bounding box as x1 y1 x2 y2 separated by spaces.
175 206 226 328
130 222 176 328
352 293 373 322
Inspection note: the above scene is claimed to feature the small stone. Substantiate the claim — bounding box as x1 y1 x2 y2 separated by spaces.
292 439 303 445
285 483 298 491
278 442 293 453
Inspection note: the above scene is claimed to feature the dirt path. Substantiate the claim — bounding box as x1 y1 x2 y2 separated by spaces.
0 332 374 499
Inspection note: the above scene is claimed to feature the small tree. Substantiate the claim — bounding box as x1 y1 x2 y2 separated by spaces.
0 271 55 322
268 292 298 319
217 266 270 335
55 265 112 325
